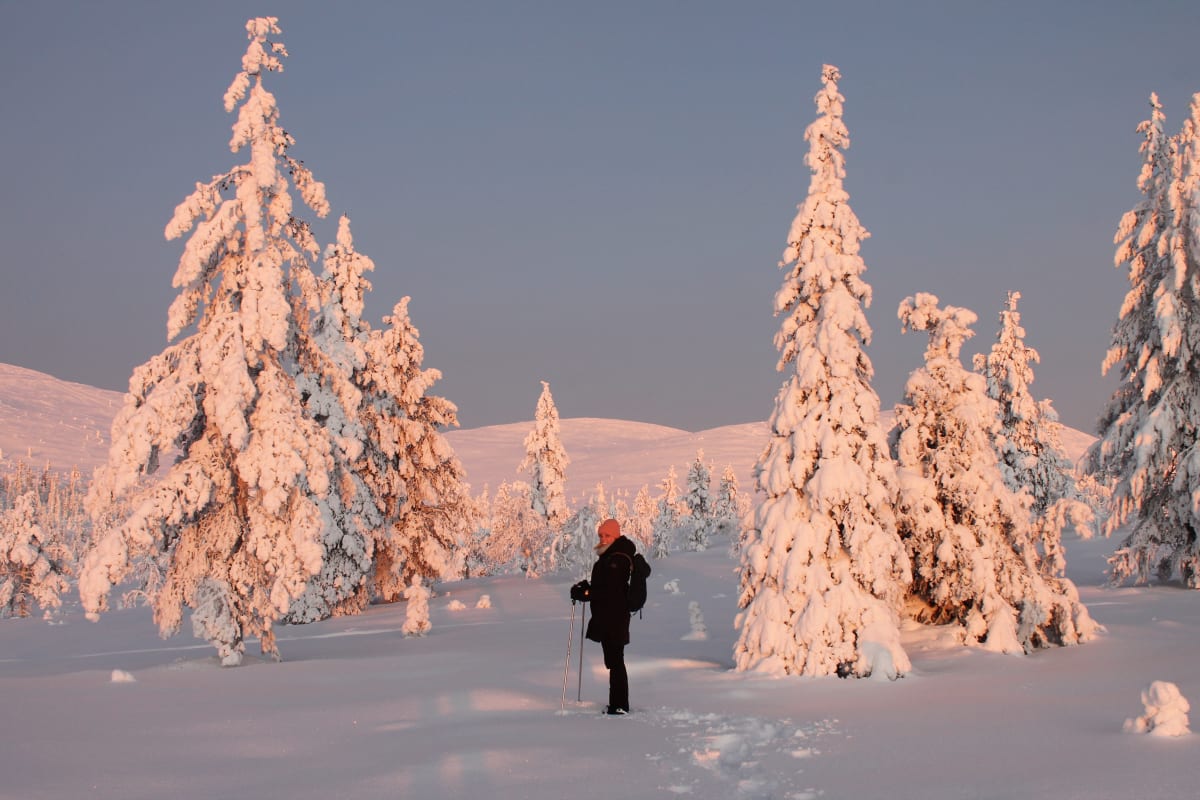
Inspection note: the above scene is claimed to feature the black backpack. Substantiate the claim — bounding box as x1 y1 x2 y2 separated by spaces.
624 552 652 615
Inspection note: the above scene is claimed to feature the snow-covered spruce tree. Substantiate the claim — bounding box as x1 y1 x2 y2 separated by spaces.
892 294 1097 652
609 490 632 537
401 575 431 637
734 65 911 679
363 298 471 603
974 291 1097 575
683 450 714 551
651 466 681 559
1090 93 1200 587
714 465 746 547
629 484 655 548
283 215 380 622
520 381 570 528
1088 95 1174 500
487 481 544 576
0 492 71 618
80 18 347 665
463 485 492 578
556 497 601 579
1 464 91 572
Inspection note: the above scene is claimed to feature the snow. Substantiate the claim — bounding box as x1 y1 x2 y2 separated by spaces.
1 530 1197 799
0 363 121 473
1124 680 1191 737
2 364 1195 798
446 417 770 503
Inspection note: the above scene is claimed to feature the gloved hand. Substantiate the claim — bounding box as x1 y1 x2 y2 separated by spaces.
569 580 591 603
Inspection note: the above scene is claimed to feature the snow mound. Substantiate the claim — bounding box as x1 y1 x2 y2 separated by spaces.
1124 681 1190 737
682 600 708 640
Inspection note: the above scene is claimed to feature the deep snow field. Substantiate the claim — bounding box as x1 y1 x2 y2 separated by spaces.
1 530 1196 800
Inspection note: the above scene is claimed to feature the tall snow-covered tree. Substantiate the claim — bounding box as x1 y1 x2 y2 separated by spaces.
364 298 471 602
0 492 71 618
520 381 570 527
1090 93 1200 587
892 294 1097 653
974 291 1096 572
682 450 714 551
80 18 349 665
734 65 912 679
1089 96 1174 495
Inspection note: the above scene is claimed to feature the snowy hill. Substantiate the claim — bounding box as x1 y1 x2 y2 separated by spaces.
0 363 122 475
444 418 769 500
0 363 1097 494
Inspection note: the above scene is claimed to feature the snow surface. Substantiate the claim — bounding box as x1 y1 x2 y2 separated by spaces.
0 363 121 474
2 364 1195 799
1 532 1197 799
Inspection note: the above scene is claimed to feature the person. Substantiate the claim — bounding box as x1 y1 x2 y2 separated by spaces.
582 518 637 715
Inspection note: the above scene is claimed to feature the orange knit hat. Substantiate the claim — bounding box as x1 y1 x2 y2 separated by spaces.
598 518 621 539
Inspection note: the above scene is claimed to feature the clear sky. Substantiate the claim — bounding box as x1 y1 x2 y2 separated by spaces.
1 2 1197 433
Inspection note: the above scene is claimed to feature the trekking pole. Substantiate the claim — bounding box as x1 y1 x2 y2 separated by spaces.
560 600 577 712
576 602 587 702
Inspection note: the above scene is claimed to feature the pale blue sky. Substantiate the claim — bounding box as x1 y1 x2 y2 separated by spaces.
1 2 1197 432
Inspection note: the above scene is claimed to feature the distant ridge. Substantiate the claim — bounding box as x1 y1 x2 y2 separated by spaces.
0 364 1096 498
0 363 123 474
444 417 769 499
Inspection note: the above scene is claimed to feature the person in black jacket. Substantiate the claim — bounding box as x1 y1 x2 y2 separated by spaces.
583 518 637 715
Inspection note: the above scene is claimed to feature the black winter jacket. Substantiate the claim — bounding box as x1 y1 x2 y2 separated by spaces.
585 535 636 645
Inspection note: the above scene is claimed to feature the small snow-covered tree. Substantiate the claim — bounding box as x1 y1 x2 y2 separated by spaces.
974 291 1097 572
714 465 746 548
487 481 545 576
1090 93 1200 587
651 466 682 559
401 575 431 637
556 498 601 579
683 600 708 640
1 464 90 571
892 294 1097 653
629 484 655 548
520 381 570 528
609 490 632 536
682 450 714 551
0 492 71 618
734 66 912 679
463 486 493 578
80 18 344 665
